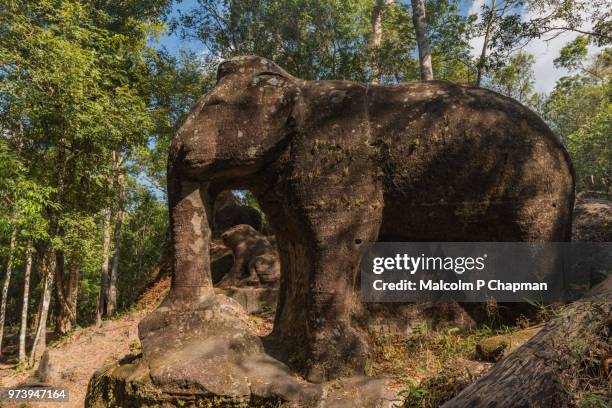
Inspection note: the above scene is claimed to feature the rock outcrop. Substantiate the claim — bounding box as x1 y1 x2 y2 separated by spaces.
442 277 611 407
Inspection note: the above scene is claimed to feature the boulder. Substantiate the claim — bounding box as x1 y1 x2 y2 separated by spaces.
215 287 278 314
213 191 263 235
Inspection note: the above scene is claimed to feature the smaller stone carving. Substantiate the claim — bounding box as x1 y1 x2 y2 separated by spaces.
218 224 280 287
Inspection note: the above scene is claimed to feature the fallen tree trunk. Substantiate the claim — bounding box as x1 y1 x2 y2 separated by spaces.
442 277 612 408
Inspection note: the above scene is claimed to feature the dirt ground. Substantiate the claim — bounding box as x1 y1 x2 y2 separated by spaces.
0 279 171 408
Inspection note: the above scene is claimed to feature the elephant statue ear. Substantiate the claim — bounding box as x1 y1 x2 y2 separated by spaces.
250 71 304 133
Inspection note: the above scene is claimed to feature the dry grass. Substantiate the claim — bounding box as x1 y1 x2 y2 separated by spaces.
368 323 525 407
557 303 611 408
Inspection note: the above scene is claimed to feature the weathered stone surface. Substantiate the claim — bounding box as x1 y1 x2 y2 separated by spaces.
442 277 611 408
210 239 234 284
218 224 280 287
475 326 541 362
87 359 397 407
215 287 277 313
149 55 574 384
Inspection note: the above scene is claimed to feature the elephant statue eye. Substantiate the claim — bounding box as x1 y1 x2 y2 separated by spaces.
205 96 224 107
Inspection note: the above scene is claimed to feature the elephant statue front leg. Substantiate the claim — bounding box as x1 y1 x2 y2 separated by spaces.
305 246 371 382
165 179 214 304
136 175 270 394
138 178 218 346
305 207 383 382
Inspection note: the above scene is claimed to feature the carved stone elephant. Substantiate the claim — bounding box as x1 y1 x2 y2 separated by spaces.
219 223 280 286
142 55 574 382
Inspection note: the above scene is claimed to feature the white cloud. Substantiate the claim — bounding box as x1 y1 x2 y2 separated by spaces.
466 0 601 94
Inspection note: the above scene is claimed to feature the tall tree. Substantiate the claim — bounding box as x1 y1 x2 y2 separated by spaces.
29 251 55 365
107 168 126 315
18 245 33 363
370 0 394 82
0 230 17 356
411 0 433 80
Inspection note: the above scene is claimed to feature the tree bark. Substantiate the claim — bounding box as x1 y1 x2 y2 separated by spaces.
0 229 17 356
54 250 68 334
476 0 496 86
107 171 126 315
66 260 79 327
29 250 55 366
18 246 33 363
54 250 78 335
370 0 394 83
411 0 433 80
96 206 112 325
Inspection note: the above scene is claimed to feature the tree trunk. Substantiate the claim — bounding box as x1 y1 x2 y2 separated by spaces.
411 0 433 80
66 260 79 327
107 171 126 315
0 229 17 356
54 250 68 335
18 246 33 363
29 250 56 365
54 250 77 335
442 278 612 407
476 0 496 86
96 206 112 325
370 0 394 83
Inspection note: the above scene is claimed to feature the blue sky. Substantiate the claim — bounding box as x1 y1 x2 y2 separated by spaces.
157 0 596 93
158 0 201 55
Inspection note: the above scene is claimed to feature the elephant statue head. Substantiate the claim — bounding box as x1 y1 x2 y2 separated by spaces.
170 56 304 181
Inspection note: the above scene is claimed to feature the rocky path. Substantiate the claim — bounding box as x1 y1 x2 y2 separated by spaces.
0 279 170 408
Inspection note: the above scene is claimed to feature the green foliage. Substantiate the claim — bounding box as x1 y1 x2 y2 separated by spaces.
179 0 382 81
116 186 168 309
0 140 55 260
0 0 173 327
564 89 611 192
484 51 541 108
554 35 591 72
137 49 215 194
472 1 611 81
426 0 477 83
543 46 611 192
177 0 473 83
399 378 429 408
